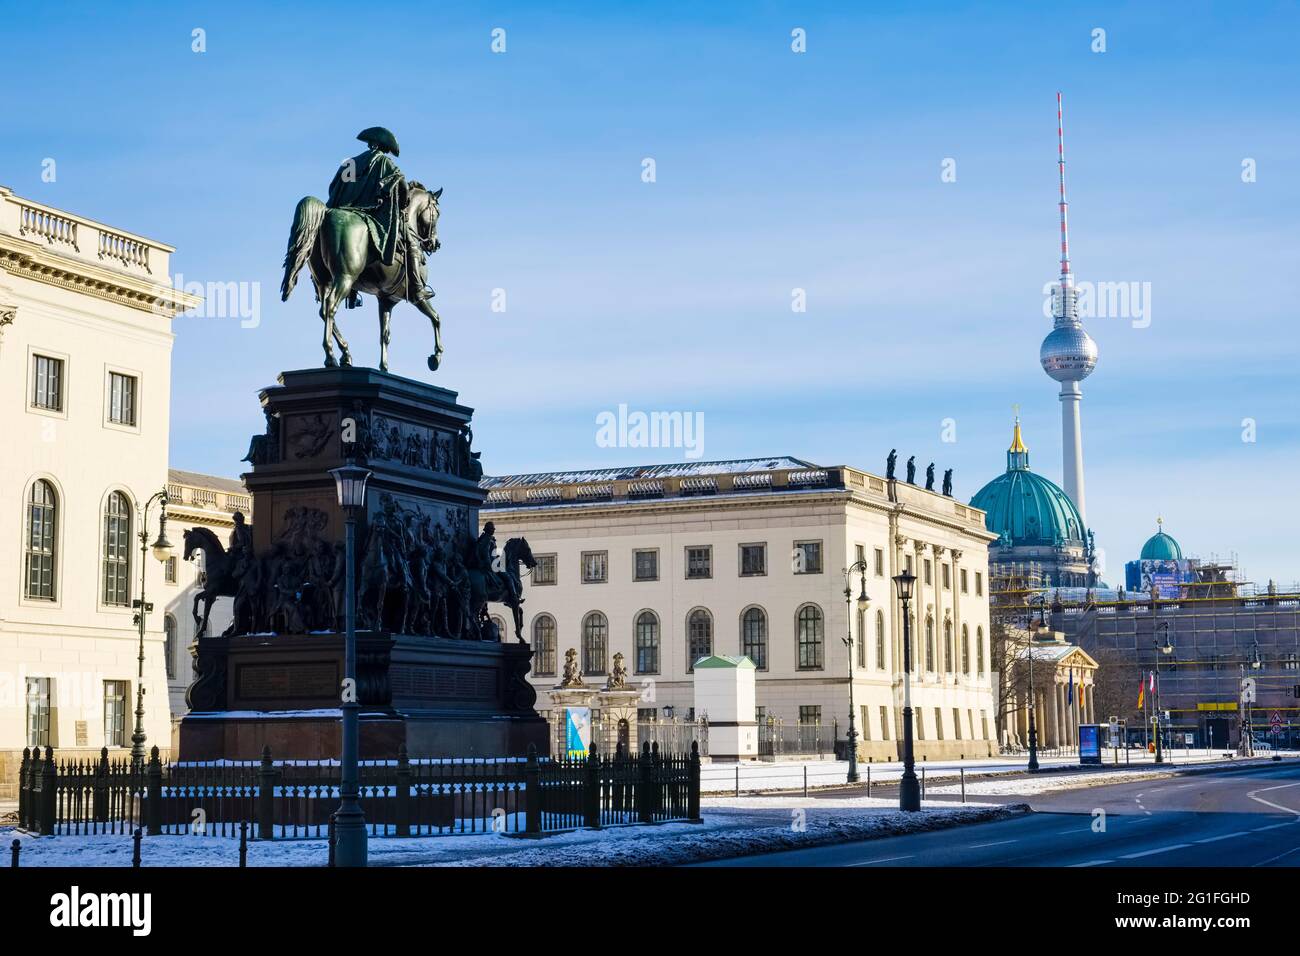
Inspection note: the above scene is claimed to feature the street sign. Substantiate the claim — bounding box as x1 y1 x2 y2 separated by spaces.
1270 711 1283 730
1241 677 1257 703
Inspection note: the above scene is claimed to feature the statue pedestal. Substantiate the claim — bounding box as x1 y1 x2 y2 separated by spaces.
178 366 548 761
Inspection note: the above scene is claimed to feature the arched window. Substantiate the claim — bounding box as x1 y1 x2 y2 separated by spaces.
856 609 867 668
532 614 556 676
875 611 886 671
164 614 177 680
635 611 660 674
944 620 954 674
491 615 507 642
741 607 768 671
976 626 985 676
924 617 935 672
24 479 58 600
961 624 971 674
796 604 824 670
687 608 713 672
102 491 132 607
582 612 608 675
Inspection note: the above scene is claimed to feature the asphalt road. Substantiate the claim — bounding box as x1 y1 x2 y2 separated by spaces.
698 762 1300 867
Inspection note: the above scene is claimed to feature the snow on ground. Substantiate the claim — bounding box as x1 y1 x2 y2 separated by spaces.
3 796 1024 868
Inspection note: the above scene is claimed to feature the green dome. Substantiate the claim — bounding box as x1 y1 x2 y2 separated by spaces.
1140 521 1182 561
970 422 1086 548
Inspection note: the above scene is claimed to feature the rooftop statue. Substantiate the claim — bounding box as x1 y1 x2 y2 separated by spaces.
281 127 445 373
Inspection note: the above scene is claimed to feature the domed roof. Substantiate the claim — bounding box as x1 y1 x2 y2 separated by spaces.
1140 519 1182 561
970 421 1086 548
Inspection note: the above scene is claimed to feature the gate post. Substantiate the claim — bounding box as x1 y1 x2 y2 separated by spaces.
688 741 702 823
17 749 28 831
39 747 57 836
583 743 601 829
257 746 276 840
524 744 541 835
146 747 163 836
93 747 110 824
636 741 652 823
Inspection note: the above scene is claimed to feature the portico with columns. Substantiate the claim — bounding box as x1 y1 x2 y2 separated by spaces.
1004 632 1098 751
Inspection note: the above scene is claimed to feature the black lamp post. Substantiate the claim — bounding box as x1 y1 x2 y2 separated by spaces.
841 561 871 784
1239 640 1262 757
330 462 371 867
130 489 173 768
893 570 921 811
1025 597 1047 772
1153 622 1173 765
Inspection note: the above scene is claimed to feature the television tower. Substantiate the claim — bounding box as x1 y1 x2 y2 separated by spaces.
1039 92 1097 527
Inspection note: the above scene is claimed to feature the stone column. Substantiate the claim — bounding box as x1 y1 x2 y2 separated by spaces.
951 549 963 676
1045 682 1057 749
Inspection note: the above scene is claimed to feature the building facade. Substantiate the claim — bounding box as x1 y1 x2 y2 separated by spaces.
0 187 197 796
481 457 1000 760
161 469 249 723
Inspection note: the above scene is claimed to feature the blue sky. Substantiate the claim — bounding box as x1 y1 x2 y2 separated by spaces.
4 1 1298 585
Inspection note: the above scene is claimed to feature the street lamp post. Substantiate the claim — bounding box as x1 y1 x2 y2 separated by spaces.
841 561 871 784
1026 598 1048 772
330 462 372 867
1238 640 1262 757
893 571 921 811
130 489 174 768
1153 622 1173 765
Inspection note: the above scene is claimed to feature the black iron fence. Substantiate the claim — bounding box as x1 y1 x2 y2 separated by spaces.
17 741 700 840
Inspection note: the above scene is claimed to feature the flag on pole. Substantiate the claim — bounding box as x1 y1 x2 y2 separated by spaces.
1149 671 1155 692
1137 674 1145 709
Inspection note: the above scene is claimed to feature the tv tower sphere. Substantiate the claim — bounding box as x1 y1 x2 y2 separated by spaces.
1040 323 1098 382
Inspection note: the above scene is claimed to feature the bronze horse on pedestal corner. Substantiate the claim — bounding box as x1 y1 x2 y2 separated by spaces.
183 527 238 638
470 537 536 643
280 183 443 373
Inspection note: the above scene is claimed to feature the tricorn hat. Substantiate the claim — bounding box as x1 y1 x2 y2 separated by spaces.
357 127 400 157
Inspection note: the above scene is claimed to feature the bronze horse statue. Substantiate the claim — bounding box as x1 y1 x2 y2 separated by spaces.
280 182 443 372
468 537 536 642
183 527 240 638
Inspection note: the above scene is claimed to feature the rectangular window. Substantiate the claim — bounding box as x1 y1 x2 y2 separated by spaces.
975 572 984 596
26 677 52 748
855 544 866 567
953 707 963 740
960 568 969 594
943 563 951 590
638 708 658 722
532 554 557 586
934 708 944 741
633 549 659 582
103 680 128 748
32 354 64 411
685 546 712 580
739 543 766 577
581 550 608 584
915 709 925 740
799 705 821 725
164 555 178 584
860 705 871 741
755 706 766 724
874 548 885 576
905 554 913 574
924 560 932 585
879 706 890 741
794 540 823 574
981 710 989 740
108 372 137 426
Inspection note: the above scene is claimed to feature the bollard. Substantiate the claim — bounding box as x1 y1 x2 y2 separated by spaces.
239 821 248 868
10 839 19 868
960 767 966 804
866 764 871 798
803 765 807 799
132 828 142 868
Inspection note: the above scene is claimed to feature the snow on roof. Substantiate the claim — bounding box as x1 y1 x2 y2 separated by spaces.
168 468 247 495
480 456 819 489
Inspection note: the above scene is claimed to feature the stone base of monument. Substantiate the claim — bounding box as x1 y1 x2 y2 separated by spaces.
176 631 549 761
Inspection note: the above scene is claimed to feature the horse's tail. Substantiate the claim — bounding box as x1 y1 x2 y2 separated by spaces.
281 196 327 301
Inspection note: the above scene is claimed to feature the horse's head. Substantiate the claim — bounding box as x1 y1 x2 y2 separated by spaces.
409 182 442 255
183 527 203 562
504 537 536 572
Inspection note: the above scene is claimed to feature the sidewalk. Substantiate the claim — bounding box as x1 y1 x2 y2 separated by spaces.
701 749 1261 795
3 797 1026 868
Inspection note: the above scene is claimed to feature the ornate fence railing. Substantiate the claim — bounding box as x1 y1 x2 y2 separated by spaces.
756 719 838 761
17 741 701 839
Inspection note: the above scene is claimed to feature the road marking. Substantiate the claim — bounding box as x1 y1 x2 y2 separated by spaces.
1119 843 1193 859
1247 781 1300 816
1070 860 1112 867
1195 831 1248 844
968 839 1016 848
1253 845 1300 867
847 855 912 866
1251 823 1291 832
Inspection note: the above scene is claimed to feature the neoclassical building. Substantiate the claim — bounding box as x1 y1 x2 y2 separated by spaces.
0 187 197 796
481 457 1001 760
1000 626 1098 750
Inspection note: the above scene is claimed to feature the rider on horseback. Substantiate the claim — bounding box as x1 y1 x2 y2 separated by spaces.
327 127 430 305
227 511 254 579
473 522 521 610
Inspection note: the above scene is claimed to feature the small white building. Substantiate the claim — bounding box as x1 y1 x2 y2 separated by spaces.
481 457 1001 761
0 187 198 796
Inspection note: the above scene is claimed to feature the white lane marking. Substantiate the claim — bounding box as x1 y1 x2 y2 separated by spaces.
1251 823 1291 832
848 855 913 866
1253 845 1300 867
968 839 1017 848
1119 843 1193 859
1070 860 1112 867
1247 781 1300 816
1195 831 1249 844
